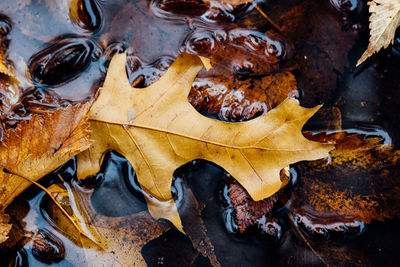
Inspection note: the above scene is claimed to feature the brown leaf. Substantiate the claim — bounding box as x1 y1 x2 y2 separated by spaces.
357 0 400 66
178 187 221 267
187 29 286 78
189 72 297 121
278 0 358 106
228 179 279 233
279 228 372 267
0 103 91 243
288 132 400 227
76 52 333 232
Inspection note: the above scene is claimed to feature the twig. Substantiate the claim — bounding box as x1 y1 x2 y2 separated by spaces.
288 213 329 267
189 251 200 267
254 5 282 32
56 173 65 183
28 109 56 114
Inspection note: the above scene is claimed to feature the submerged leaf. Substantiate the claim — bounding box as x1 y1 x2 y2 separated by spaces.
288 132 400 229
44 181 170 266
77 52 333 232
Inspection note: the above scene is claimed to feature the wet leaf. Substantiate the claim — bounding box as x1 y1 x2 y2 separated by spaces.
357 0 400 66
288 132 400 228
189 72 297 121
278 0 358 106
76 52 333 232
278 228 371 267
0 104 91 243
44 181 170 266
227 174 283 235
178 185 221 267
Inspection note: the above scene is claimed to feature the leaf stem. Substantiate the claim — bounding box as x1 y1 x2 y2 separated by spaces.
254 5 282 32
288 213 329 267
3 168 96 244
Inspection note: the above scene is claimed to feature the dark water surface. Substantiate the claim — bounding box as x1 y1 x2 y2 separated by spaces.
1 0 400 266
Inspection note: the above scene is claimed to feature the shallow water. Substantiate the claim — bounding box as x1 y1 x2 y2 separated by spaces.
1 0 400 266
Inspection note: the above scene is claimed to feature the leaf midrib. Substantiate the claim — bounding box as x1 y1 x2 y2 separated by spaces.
89 117 316 152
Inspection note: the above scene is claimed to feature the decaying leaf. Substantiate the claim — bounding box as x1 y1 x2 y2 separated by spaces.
178 186 221 267
357 0 400 66
277 0 358 106
77 52 333 232
0 104 91 243
43 181 170 266
279 228 371 267
227 175 282 235
189 72 297 122
288 132 400 229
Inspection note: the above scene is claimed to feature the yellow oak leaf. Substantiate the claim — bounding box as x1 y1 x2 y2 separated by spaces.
76 52 334 232
0 103 91 243
357 0 400 66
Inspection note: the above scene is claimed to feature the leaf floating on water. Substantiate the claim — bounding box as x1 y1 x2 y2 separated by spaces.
357 0 400 66
0 103 91 243
77 52 333 232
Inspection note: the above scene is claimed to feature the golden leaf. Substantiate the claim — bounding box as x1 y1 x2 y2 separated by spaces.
0 104 92 243
357 0 400 66
76 52 333 232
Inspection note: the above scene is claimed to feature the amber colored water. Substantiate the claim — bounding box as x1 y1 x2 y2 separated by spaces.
1 0 400 266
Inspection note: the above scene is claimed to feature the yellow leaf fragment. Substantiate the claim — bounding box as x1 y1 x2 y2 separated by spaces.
198 55 212 71
357 0 400 66
77 52 334 232
0 214 11 243
45 183 169 266
0 60 13 77
0 103 92 243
